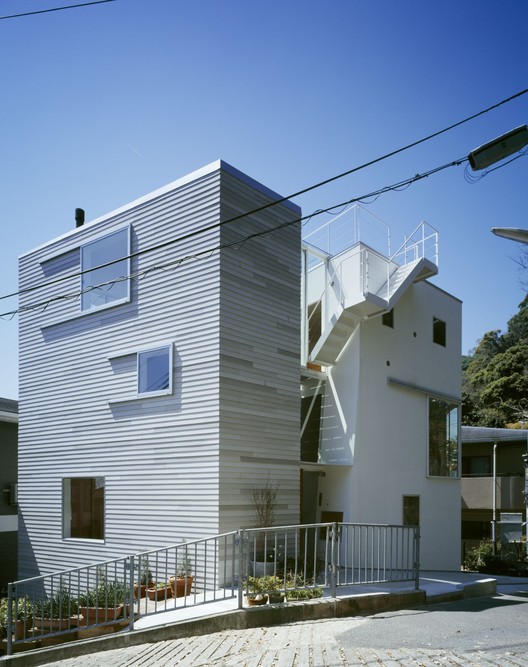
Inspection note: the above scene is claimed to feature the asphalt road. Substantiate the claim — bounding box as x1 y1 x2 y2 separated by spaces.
38 583 528 666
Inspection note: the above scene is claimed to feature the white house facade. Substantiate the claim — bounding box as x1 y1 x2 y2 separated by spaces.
300 209 462 570
17 161 461 579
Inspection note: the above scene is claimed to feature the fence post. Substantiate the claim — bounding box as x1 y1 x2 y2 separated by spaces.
237 530 244 609
414 527 420 590
331 523 338 598
6 582 13 656
128 555 135 631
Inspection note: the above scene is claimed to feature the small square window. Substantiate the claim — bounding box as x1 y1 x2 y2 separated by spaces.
138 346 172 395
382 309 394 328
433 317 446 346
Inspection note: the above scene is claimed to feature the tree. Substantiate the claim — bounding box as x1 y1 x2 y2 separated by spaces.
462 299 528 427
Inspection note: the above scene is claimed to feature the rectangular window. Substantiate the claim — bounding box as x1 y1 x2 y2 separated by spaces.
428 397 459 477
462 455 491 477
301 377 325 463
433 317 446 346
81 227 130 312
403 496 419 526
138 346 172 396
63 478 105 539
382 309 394 328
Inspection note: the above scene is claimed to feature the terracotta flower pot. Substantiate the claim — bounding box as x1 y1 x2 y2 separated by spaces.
79 605 123 625
246 595 268 606
169 575 194 597
147 585 173 601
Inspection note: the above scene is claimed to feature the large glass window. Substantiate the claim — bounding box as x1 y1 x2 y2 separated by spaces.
81 227 130 312
428 397 459 477
138 346 172 395
301 377 325 463
63 478 105 539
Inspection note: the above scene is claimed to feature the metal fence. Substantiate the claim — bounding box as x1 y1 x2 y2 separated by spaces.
4 523 419 655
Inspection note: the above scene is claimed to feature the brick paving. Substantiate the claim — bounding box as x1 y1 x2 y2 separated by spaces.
44 618 528 667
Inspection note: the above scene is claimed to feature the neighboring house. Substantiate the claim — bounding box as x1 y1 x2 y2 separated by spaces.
0 397 18 593
461 426 527 557
18 160 462 579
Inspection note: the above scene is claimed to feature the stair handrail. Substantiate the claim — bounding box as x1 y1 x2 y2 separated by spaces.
390 221 438 268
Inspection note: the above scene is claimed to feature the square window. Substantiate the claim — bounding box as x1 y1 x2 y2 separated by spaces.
433 317 446 346
81 227 130 312
382 309 394 328
63 478 104 540
138 346 172 395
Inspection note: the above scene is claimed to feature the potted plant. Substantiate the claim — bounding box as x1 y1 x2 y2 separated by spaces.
244 576 268 606
79 580 128 624
33 588 79 632
134 560 154 599
0 596 33 641
257 575 284 604
169 553 194 597
147 581 173 601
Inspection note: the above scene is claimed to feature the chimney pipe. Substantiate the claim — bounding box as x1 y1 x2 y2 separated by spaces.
75 208 85 228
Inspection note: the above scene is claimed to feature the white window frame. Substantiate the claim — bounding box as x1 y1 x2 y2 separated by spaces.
137 345 173 397
62 477 105 541
80 226 131 313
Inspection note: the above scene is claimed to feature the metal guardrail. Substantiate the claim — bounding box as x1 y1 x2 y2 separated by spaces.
4 523 418 655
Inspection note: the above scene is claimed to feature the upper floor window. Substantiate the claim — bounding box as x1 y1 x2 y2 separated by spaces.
433 317 446 346
81 227 130 312
63 477 104 540
382 309 394 328
138 346 172 396
428 397 459 477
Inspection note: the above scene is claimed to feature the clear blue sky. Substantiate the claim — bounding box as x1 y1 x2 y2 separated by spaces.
0 0 527 399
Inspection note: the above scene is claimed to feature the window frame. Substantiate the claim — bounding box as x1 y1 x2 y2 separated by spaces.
80 226 131 314
137 345 173 397
62 477 105 541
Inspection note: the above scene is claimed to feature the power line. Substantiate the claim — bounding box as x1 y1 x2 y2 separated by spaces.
0 155 467 320
0 0 116 21
2 87 527 305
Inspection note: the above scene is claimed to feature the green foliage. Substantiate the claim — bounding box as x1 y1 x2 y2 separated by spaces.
462 298 528 427
79 580 127 608
176 553 193 577
34 588 78 619
462 540 498 571
285 587 323 600
0 597 33 637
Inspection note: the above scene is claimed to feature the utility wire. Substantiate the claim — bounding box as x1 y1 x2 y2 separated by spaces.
2 87 527 305
0 0 116 20
0 155 467 320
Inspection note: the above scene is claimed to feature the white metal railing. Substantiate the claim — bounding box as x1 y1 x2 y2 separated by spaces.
4 523 419 655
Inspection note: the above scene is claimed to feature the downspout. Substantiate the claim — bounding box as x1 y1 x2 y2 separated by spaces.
492 441 497 555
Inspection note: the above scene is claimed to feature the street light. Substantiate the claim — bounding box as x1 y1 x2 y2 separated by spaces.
491 228 528 244
468 125 528 171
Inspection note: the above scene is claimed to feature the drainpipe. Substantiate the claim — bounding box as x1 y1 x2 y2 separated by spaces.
492 441 497 555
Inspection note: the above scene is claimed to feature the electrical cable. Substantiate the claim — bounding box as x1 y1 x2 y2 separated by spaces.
0 0 116 20
2 87 527 305
0 155 467 319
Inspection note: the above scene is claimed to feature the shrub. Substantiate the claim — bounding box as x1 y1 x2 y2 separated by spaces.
79 581 127 608
34 588 78 619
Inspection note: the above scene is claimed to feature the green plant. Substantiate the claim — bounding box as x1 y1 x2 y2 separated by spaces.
79 580 127 608
285 587 323 600
0 597 33 638
34 588 78 619
176 553 193 578
137 555 153 585
462 540 500 571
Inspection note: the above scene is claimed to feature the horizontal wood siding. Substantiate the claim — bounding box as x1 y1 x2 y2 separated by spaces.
18 168 224 577
218 170 301 534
